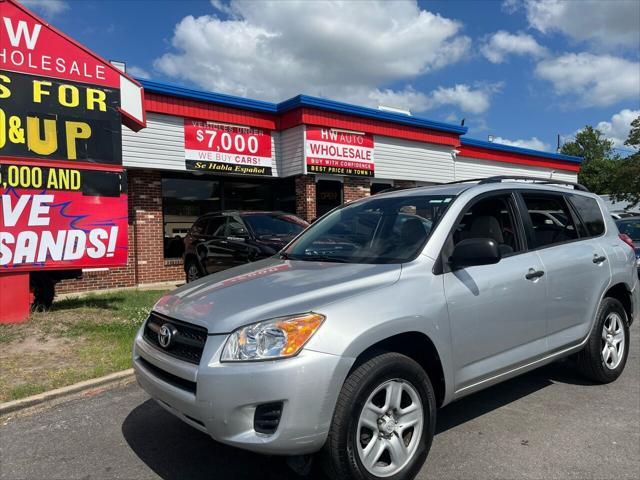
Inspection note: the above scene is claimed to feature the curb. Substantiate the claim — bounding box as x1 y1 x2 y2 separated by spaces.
0 369 135 417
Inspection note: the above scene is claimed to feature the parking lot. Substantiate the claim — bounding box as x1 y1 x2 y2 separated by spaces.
1 322 638 480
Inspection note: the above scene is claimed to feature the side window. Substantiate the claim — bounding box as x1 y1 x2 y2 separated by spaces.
191 218 208 235
521 193 578 248
452 195 522 256
227 217 249 237
206 216 227 237
567 194 605 237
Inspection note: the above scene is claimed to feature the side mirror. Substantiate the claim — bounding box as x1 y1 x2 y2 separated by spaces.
449 238 501 269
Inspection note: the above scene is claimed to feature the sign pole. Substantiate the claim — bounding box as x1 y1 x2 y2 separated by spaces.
0 272 30 323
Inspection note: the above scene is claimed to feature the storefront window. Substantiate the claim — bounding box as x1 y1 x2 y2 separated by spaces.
161 174 296 258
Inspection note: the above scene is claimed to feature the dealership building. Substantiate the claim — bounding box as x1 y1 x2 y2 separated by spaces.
58 79 582 293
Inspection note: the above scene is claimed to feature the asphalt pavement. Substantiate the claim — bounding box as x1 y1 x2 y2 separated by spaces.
1 322 639 480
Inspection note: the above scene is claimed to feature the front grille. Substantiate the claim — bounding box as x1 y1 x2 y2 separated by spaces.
254 402 283 435
143 311 208 364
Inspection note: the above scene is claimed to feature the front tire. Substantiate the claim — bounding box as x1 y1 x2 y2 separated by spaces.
184 258 204 283
577 297 630 383
322 352 436 480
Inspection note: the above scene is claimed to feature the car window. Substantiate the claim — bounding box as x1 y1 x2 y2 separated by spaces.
521 193 578 248
283 194 455 264
452 194 522 256
616 219 640 241
226 217 249 238
191 218 208 235
567 194 605 237
206 216 227 236
243 214 307 238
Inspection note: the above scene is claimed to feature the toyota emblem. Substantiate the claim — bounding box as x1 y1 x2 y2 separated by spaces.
158 324 177 348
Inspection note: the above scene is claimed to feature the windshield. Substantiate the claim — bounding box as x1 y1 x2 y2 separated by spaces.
244 214 308 238
282 194 455 263
617 219 640 241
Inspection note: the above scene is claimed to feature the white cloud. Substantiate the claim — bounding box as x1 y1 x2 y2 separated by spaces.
127 66 151 80
501 0 521 14
595 108 640 148
338 82 501 115
481 30 547 63
535 53 640 107
19 0 68 17
154 0 472 107
525 0 640 50
492 136 551 151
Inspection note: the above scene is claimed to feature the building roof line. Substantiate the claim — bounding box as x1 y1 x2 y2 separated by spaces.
460 137 583 163
138 79 467 136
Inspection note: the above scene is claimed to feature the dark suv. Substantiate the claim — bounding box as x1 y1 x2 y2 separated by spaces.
183 211 308 282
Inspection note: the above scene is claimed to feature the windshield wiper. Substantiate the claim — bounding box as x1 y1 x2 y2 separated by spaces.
280 252 351 263
297 254 351 263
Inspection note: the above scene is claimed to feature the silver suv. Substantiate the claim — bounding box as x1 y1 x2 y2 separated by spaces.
133 177 639 480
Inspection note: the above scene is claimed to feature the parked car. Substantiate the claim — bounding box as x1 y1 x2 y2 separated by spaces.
183 211 308 282
134 177 639 480
616 216 640 277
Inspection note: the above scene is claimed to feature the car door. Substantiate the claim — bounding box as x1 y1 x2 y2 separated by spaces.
224 216 256 268
519 191 611 351
202 215 230 273
442 192 549 392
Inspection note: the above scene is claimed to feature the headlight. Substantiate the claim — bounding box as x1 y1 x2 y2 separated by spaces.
221 313 325 362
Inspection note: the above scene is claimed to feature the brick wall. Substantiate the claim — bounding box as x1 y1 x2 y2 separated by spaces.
295 175 316 222
57 169 184 294
344 177 370 203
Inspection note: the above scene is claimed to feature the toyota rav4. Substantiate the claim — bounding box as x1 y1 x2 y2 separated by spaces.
133 177 639 480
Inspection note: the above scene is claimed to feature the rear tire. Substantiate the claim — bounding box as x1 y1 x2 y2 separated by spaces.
577 297 629 383
321 352 436 480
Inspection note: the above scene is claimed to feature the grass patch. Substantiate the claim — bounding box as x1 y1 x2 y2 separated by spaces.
0 289 169 402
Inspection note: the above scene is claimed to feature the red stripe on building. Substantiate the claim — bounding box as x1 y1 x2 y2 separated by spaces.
459 145 581 172
144 93 278 130
145 94 461 147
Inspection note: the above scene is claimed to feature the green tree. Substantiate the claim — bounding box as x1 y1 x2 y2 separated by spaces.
610 115 640 207
561 126 618 193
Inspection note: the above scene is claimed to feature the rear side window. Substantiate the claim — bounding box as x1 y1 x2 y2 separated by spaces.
191 218 208 235
206 216 227 236
521 193 579 248
567 194 605 237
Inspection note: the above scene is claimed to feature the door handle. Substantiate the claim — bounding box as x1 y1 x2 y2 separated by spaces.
525 269 545 280
593 255 606 264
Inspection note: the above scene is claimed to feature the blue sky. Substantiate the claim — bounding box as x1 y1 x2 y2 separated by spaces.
23 0 640 154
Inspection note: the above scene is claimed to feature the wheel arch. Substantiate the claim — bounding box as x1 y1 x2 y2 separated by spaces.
604 282 633 325
346 331 447 408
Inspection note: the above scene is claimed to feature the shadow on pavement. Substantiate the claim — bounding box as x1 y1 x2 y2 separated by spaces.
122 358 591 480
122 399 320 480
436 357 593 434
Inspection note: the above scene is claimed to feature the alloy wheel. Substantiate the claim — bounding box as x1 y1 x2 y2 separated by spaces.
356 379 423 477
187 264 200 282
601 312 625 370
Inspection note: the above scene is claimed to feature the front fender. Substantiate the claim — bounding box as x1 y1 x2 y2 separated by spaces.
305 260 455 404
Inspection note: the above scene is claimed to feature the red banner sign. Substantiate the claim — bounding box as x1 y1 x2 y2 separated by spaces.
306 126 375 177
0 1 119 88
0 164 127 271
184 119 273 176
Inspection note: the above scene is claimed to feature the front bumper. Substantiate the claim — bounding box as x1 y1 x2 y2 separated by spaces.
132 328 352 455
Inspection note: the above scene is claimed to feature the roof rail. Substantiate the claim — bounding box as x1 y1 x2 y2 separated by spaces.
440 176 589 192
477 176 590 192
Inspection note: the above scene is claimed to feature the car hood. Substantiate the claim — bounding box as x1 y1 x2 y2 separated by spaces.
153 257 401 334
